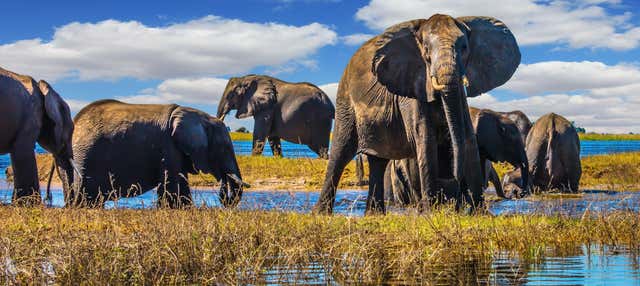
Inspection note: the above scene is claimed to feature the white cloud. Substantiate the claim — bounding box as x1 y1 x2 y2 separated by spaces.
503 61 640 95
355 0 640 50
341 33 374 46
0 16 337 81
468 60 640 133
469 93 640 133
118 77 229 104
65 99 91 113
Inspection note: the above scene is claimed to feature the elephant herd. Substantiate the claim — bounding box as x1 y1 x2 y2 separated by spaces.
1 14 582 214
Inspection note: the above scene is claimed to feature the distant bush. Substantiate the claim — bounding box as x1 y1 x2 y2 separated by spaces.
571 121 586 133
235 127 250 133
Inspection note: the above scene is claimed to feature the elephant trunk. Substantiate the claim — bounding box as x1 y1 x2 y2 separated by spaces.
216 97 230 121
53 155 76 206
437 71 466 182
218 154 248 208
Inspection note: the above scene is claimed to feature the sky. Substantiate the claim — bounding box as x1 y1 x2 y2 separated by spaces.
1 0 640 133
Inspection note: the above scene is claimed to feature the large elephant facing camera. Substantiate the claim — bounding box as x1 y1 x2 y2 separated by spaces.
69 100 248 208
217 75 335 158
0 67 75 205
314 14 521 214
385 107 529 205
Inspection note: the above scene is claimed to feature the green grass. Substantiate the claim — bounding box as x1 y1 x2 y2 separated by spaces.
0 207 638 284
579 133 640 141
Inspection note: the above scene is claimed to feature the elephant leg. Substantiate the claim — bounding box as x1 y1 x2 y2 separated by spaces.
10 143 41 205
366 155 388 215
487 162 507 198
268 136 282 157
158 171 192 208
414 104 438 212
252 114 272 156
355 154 366 185
313 106 357 214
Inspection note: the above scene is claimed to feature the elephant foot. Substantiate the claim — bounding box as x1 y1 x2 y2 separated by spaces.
312 203 333 215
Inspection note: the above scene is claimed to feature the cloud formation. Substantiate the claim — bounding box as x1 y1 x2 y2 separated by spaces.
340 33 374 46
0 16 337 81
356 0 640 50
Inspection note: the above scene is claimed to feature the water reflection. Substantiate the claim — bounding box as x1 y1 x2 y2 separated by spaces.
3 187 640 218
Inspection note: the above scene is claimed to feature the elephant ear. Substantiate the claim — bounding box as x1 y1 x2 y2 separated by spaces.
170 107 210 173
372 19 430 101
39 81 72 150
236 77 277 119
457 16 520 97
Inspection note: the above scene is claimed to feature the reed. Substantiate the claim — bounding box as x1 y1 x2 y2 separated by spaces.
0 207 637 284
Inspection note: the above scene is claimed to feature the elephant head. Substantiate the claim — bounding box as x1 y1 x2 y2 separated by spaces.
502 168 528 198
171 107 248 207
217 75 277 120
35 80 76 200
474 109 529 196
373 14 520 184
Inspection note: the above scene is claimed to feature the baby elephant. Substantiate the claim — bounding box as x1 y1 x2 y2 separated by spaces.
69 100 248 208
503 113 581 194
385 107 528 205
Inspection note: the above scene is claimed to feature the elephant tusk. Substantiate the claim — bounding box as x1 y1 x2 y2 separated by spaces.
219 114 226 121
430 76 446 91
70 159 81 177
227 173 251 188
462 75 470 88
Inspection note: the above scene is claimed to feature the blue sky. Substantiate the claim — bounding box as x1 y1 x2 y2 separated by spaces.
2 0 640 133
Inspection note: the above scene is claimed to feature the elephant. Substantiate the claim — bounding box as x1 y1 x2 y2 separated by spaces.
313 14 521 215
497 110 532 143
217 75 335 158
68 100 249 208
0 67 74 205
384 107 529 205
504 113 581 194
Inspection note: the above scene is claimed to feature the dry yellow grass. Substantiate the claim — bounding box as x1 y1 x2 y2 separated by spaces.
579 133 640 141
0 207 638 284
229 132 252 141
15 154 368 191
11 152 640 191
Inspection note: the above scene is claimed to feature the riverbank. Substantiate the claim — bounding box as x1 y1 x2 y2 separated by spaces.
579 133 640 141
232 132 640 141
11 152 639 192
0 207 637 284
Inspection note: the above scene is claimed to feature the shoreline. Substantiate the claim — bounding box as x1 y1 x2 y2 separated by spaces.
5 151 639 192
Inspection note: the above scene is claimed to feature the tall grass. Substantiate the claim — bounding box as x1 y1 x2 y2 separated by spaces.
229 132 252 141
0 207 638 284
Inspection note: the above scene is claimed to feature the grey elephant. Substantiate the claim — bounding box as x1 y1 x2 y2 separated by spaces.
503 113 581 194
217 75 335 158
0 67 75 205
69 100 248 208
497 110 532 143
385 107 529 205
314 14 521 215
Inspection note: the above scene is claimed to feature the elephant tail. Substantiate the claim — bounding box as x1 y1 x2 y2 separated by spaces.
545 117 561 184
45 160 56 206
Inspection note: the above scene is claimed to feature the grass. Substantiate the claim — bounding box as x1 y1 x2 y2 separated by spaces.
579 133 640 141
16 154 368 191
0 207 638 284
18 152 639 191
232 132 640 141
493 152 640 192
229 132 252 141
